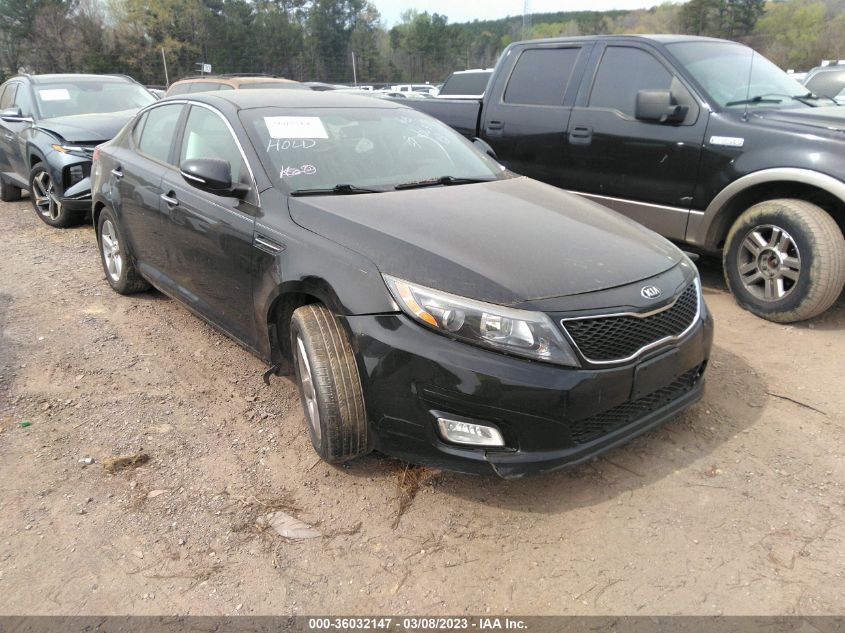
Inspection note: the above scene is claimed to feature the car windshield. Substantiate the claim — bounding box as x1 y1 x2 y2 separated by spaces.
241 106 505 192
35 80 156 119
667 41 813 110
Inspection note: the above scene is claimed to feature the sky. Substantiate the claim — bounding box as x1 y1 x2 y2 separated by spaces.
376 0 668 27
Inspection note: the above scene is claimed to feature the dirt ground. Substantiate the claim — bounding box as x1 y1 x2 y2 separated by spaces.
1 196 844 616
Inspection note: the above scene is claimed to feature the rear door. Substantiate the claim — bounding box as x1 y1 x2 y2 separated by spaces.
159 103 258 346
564 43 708 240
480 43 591 186
114 102 184 277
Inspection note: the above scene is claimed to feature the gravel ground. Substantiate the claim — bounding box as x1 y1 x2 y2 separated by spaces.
1 197 844 616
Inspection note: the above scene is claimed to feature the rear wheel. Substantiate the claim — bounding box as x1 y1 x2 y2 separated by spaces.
290 304 368 463
723 199 845 322
96 207 150 294
0 177 22 202
29 163 85 227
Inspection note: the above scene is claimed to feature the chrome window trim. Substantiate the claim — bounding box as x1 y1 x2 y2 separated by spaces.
560 278 702 366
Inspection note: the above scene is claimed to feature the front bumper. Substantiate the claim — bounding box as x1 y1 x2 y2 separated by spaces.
59 176 91 211
347 306 713 479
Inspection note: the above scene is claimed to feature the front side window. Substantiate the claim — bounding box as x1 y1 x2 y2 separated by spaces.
13 84 34 117
241 106 506 192
590 47 673 117
180 105 246 185
137 104 183 164
35 79 155 119
505 48 581 106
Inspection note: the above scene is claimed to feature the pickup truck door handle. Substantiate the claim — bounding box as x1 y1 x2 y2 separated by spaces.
110 167 123 180
254 233 285 254
160 192 179 207
486 120 504 131
568 125 593 145
3 133 13 141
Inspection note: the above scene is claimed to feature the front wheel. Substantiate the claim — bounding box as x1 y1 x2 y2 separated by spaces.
723 199 845 322
29 164 85 227
290 304 368 463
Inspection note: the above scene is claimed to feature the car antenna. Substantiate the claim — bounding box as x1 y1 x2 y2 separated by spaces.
742 50 755 122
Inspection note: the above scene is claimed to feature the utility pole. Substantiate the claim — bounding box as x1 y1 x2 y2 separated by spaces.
351 51 358 87
523 0 532 39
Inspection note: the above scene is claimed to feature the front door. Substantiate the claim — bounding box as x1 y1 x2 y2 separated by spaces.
564 44 708 241
160 103 258 347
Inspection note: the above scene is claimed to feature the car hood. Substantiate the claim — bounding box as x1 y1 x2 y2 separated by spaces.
37 109 138 143
289 176 683 306
755 105 845 133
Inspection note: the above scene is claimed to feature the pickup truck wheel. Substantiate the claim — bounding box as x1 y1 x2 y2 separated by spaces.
290 304 368 464
724 199 845 322
29 164 85 228
0 177 22 202
96 207 150 294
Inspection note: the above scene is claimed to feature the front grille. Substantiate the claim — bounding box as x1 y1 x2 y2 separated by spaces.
569 365 703 444
562 281 699 363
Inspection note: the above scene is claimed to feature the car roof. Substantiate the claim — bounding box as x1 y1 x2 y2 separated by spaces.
10 73 138 84
161 89 407 111
512 34 736 47
171 75 299 87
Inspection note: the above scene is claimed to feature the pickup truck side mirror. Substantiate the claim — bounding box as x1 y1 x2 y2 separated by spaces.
635 90 688 124
473 137 498 160
0 106 33 123
180 158 248 199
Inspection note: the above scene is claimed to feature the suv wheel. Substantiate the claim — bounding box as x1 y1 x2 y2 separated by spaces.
290 304 368 463
29 164 84 227
96 207 150 294
0 177 22 202
724 199 845 322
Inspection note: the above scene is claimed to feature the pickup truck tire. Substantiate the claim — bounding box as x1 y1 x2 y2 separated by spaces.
290 304 369 463
96 206 150 295
0 177 22 202
723 199 845 323
28 164 85 228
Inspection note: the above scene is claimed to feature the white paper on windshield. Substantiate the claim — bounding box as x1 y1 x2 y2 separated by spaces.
39 89 71 101
264 116 328 139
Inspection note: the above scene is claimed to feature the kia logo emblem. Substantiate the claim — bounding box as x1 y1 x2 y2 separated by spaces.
641 285 662 299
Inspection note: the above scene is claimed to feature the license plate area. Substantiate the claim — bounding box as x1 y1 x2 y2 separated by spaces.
632 349 680 400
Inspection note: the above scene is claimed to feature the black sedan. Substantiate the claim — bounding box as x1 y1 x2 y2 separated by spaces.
91 90 713 478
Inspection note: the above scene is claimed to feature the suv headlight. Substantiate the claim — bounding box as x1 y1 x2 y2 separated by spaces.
51 144 91 158
384 275 580 367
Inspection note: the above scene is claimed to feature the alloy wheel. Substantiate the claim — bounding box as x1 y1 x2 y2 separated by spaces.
32 171 61 221
737 224 801 301
100 219 123 282
295 335 321 443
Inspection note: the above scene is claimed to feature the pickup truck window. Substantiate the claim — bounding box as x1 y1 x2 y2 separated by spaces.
589 47 672 117
505 48 580 106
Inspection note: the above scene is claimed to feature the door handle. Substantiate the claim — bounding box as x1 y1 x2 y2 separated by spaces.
3 133 13 141
110 167 123 180
568 125 593 145
254 234 285 254
486 120 504 131
160 192 179 207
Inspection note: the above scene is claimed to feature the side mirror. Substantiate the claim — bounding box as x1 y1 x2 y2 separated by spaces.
0 106 32 123
635 90 688 124
179 158 247 198
473 137 497 160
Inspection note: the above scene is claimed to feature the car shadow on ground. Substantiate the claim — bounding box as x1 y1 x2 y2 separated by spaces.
341 343 766 514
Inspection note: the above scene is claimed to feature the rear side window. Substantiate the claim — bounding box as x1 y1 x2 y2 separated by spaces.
439 72 492 97
167 83 191 96
137 104 182 164
0 83 17 109
505 48 581 106
590 47 672 117
179 106 246 185
805 69 845 98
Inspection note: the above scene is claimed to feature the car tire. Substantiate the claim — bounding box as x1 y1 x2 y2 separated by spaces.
96 206 150 294
28 163 85 227
0 177 22 202
290 304 369 463
723 199 845 322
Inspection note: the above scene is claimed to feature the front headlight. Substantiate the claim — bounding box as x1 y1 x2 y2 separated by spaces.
51 144 91 158
384 275 580 367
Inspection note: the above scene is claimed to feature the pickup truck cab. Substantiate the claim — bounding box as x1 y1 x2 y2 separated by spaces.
406 35 845 323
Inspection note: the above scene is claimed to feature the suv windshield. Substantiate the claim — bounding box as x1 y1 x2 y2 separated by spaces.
667 41 813 110
241 106 505 192
35 79 156 119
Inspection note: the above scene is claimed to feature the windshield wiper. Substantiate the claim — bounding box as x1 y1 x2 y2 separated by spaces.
725 95 783 107
394 175 496 190
289 184 383 197
790 92 835 106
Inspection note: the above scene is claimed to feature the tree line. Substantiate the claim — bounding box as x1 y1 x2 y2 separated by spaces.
0 0 843 86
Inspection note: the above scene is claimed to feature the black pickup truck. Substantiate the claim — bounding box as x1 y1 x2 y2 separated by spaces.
405 35 845 323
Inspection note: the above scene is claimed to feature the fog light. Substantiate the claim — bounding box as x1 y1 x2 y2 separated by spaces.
68 164 84 186
437 417 504 447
